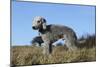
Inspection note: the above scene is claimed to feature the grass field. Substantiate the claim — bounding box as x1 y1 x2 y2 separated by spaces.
11 34 96 66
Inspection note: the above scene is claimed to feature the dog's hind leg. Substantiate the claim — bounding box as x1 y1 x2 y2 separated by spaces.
64 34 77 51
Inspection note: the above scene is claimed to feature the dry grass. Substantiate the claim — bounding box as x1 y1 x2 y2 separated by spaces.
11 34 96 66
11 46 96 66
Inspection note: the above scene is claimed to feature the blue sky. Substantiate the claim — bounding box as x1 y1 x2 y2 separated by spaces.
12 1 95 45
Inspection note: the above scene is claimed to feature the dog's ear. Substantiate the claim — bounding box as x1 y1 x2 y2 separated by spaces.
42 19 47 30
42 22 47 30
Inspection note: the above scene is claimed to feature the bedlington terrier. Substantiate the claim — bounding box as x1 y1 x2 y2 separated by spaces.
32 16 78 55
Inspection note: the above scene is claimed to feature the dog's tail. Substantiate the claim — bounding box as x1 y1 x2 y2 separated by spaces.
76 39 86 48
77 40 86 44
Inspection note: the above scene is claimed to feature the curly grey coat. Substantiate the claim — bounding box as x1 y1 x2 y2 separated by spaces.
32 16 78 55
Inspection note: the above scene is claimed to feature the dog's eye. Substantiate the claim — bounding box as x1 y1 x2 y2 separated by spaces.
37 21 40 23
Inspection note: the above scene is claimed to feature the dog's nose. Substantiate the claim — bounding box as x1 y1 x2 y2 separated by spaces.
32 26 36 29
32 26 38 30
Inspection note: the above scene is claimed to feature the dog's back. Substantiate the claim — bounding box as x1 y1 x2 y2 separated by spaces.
41 24 77 43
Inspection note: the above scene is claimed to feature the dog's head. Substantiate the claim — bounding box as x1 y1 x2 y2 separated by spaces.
32 16 47 30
